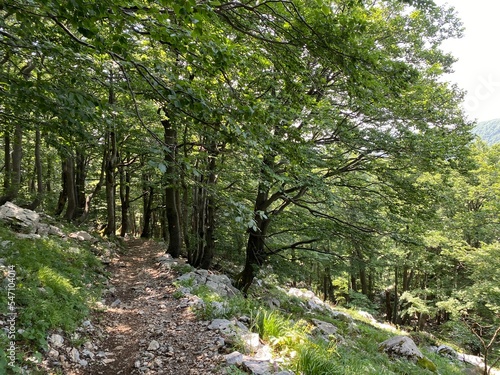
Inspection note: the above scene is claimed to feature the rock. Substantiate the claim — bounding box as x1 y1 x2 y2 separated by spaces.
358 310 376 322
379 335 423 362
436 344 458 359
242 358 272 375
69 230 95 242
49 334 64 348
311 319 338 337
330 311 353 323
241 333 261 353
16 233 41 240
48 348 59 359
147 340 160 351
225 351 244 365
81 349 95 359
266 297 280 309
254 345 273 361
48 225 65 237
1 240 13 249
110 299 121 307
176 270 240 297
0 202 40 233
69 348 80 363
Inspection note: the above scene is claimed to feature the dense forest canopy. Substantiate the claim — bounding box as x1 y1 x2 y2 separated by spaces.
1 0 499 362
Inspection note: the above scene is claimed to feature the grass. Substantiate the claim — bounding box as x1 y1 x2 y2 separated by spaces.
178 278 483 375
0 224 104 373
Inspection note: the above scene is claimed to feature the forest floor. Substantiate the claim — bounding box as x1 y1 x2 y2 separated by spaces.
63 238 225 375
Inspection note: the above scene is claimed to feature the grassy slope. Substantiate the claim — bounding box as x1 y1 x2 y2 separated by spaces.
0 224 105 374
176 276 485 375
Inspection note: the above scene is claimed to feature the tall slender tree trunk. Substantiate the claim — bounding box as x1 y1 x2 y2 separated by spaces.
77 146 105 224
63 155 77 221
189 144 218 269
103 73 117 237
392 267 400 324
75 150 87 217
162 119 181 257
27 126 43 210
141 166 154 238
104 129 117 236
235 172 272 293
3 129 10 192
119 155 131 237
0 124 21 205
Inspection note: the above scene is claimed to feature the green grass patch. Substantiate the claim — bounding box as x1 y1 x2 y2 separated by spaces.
0 224 104 373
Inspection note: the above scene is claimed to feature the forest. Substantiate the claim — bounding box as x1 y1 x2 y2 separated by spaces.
1 0 499 372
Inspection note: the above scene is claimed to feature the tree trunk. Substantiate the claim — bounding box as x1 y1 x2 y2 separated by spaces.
63 155 77 221
103 129 117 236
75 150 87 217
3 129 10 192
141 167 154 238
54 158 68 216
235 177 271 293
77 146 105 224
189 145 218 269
119 155 131 237
0 124 21 205
392 267 400 324
27 126 43 210
162 119 182 257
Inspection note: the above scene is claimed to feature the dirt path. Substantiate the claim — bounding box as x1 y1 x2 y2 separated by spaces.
65 239 224 375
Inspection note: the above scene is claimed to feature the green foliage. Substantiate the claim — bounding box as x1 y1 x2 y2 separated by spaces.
417 357 437 373
347 290 378 314
294 340 340 375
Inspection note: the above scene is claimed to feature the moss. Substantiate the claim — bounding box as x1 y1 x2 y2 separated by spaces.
417 357 438 373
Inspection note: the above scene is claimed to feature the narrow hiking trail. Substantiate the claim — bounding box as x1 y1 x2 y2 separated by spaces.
63 239 224 375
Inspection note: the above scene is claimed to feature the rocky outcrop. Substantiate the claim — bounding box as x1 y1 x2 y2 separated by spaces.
380 335 437 372
176 269 240 297
0 202 93 242
0 201 40 233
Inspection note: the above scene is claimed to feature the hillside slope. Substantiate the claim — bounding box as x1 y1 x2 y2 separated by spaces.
473 118 500 144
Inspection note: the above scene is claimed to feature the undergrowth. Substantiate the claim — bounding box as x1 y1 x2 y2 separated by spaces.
0 224 104 373
180 278 481 375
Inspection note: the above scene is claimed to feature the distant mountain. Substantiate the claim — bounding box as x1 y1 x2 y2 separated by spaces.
473 118 500 145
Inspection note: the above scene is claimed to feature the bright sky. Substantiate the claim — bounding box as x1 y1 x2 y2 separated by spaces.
434 0 500 122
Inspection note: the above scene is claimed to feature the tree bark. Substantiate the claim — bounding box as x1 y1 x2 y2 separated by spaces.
27 126 43 210
63 155 77 221
77 146 105 224
103 129 118 236
0 124 21 205
140 166 154 238
75 150 87 217
3 129 10 192
119 154 131 237
235 173 272 293
162 119 182 257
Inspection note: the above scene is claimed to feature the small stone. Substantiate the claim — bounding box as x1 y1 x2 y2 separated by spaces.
48 349 59 359
50 334 64 348
69 348 80 363
147 340 160 351
224 351 243 366
110 299 121 307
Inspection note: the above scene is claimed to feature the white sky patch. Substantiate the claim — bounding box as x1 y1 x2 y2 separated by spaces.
434 0 500 122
